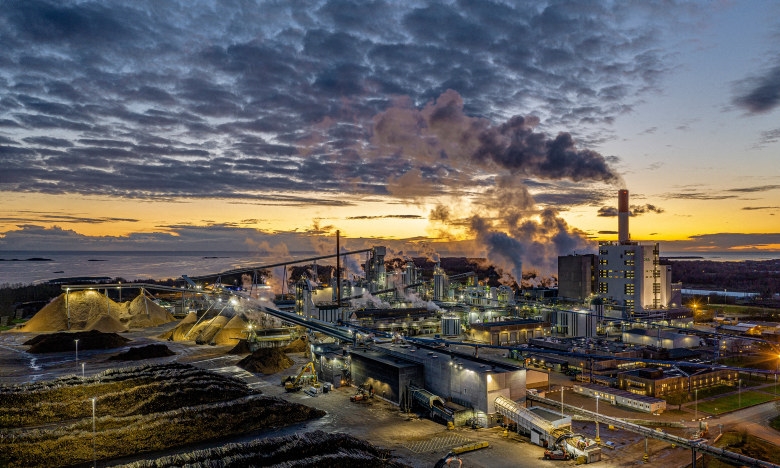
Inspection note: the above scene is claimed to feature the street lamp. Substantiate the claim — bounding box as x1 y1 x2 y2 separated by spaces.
738 379 742 408
75 339 79 362
694 389 698 421
595 395 601 444
561 386 565 417
90 397 97 468
776 355 780 395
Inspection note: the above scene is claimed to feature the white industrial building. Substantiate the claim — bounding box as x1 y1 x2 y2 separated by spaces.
547 307 598 338
597 190 673 320
573 382 667 414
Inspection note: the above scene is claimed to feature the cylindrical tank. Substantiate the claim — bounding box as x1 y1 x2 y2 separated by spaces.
441 315 461 336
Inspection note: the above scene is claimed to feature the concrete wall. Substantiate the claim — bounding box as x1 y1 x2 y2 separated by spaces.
350 351 423 404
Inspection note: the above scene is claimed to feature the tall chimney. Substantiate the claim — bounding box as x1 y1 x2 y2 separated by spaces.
618 189 629 243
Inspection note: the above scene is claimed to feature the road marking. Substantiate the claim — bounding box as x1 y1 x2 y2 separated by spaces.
404 433 473 453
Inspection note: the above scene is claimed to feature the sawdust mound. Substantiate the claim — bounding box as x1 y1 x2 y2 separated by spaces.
16 290 174 333
228 340 252 355
211 314 249 346
118 295 176 329
117 430 407 468
18 290 121 332
87 314 127 333
283 336 309 353
24 330 131 354
109 344 176 361
159 312 198 341
237 347 294 374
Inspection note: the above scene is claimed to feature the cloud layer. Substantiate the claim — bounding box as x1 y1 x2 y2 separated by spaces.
0 0 675 205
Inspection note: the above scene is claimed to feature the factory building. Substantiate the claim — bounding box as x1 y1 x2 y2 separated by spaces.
557 254 597 302
546 307 598 338
349 347 423 404
617 366 738 398
621 328 700 349
311 343 350 388
376 343 526 416
573 382 667 414
597 190 673 319
467 318 548 345
348 307 439 335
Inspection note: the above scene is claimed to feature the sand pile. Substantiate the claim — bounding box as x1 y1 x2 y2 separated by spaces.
24 330 130 354
117 295 175 329
237 347 294 374
18 290 122 332
211 314 249 345
109 344 176 361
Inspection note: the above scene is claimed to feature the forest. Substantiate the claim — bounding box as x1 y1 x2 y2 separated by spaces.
666 258 780 298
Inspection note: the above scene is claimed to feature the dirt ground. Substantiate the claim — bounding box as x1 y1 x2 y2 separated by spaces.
0 325 732 468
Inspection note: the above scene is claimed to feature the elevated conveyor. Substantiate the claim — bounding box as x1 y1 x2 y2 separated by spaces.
410 384 456 423
494 395 567 447
528 393 780 468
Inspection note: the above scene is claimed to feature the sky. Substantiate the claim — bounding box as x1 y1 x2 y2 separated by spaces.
1 0 780 279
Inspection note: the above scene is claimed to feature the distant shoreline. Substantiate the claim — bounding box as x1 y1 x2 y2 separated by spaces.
0 257 53 262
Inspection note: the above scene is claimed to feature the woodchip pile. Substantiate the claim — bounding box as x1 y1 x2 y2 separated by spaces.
15 290 175 333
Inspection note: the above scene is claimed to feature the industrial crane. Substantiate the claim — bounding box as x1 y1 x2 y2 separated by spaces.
281 361 318 392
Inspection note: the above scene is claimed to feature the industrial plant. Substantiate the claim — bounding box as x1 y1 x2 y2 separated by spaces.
5 190 780 467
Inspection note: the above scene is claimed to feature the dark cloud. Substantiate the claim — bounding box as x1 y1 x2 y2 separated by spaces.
0 212 138 224
755 128 780 148
727 185 780 193
663 191 738 201
597 204 664 217
0 0 686 205
346 215 423 220
630 204 664 215
742 206 780 211
733 64 780 114
598 206 619 217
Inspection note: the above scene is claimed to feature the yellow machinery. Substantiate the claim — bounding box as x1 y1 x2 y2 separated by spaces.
282 361 317 392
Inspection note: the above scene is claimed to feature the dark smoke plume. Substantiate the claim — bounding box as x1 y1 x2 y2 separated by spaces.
473 115 620 183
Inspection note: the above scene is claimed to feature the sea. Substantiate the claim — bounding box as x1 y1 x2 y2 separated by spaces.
1 250 779 287
0 251 291 286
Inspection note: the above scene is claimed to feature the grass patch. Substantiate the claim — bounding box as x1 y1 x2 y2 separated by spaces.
695 385 736 399
771 414 780 432
698 430 780 467
697 391 776 415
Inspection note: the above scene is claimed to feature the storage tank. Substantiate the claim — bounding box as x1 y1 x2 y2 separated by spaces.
441 315 461 337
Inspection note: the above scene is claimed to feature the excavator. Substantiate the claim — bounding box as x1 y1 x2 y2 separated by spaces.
281 361 317 392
